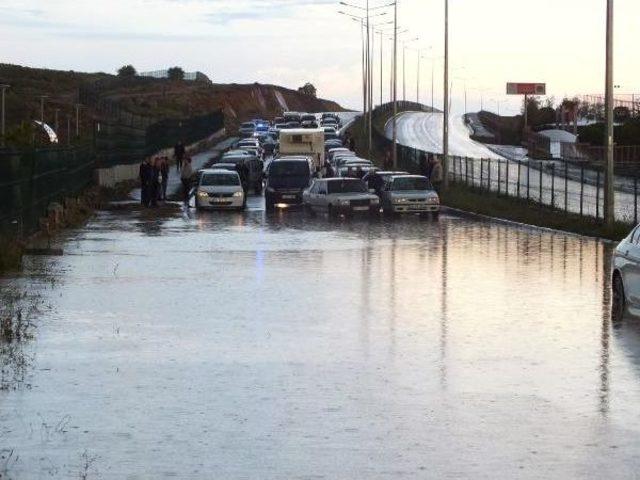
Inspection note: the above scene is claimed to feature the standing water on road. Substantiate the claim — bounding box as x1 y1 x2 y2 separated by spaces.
1 203 639 479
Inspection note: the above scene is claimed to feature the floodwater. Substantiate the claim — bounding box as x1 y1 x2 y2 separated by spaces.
1 196 640 479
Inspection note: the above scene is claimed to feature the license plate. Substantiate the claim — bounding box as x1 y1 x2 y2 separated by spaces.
212 198 226 203
353 206 369 211
282 195 295 199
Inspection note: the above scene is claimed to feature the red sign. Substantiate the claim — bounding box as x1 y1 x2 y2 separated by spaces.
506 83 546 95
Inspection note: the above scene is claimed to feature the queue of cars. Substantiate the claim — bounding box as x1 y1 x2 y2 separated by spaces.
195 111 439 218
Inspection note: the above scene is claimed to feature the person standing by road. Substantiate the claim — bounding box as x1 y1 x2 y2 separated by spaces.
174 141 186 172
384 148 393 170
160 156 169 201
149 157 161 207
139 158 153 207
180 156 194 203
430 156 444 192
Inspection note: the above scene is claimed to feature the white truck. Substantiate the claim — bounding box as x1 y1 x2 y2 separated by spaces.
278 128 325 171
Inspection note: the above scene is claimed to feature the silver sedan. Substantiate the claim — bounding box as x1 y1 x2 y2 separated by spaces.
303 178 380 217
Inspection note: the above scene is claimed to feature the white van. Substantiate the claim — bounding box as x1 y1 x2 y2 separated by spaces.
278 128 325 171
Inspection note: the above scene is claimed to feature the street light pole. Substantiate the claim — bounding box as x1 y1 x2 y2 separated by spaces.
379 30 384 106
39 95 48 124
604 0 615 225
392 1 398 168
442 0 449 189
417 53 420 104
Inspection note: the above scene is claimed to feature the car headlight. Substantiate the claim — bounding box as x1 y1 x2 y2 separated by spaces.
394 197 407 204
266 187 275 193
340 199 350 205
427 197 439 205
233 191 244 197
371 197 379 204
197 190 209 197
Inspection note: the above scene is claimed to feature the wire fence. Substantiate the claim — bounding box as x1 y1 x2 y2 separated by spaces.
0 146 95 237
371 105 640 225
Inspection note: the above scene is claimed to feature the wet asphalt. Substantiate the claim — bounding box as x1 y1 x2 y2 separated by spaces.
1 192 640 479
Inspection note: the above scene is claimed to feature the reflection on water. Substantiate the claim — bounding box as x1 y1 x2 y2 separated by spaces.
1 205 639 479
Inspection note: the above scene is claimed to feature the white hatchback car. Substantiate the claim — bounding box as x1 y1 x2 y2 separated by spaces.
195 169 245 210
612 226 640 320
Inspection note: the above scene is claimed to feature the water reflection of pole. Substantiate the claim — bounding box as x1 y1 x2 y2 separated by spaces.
439 220 449 388
389 236 397 358
360 242 372 356
599 242 611 417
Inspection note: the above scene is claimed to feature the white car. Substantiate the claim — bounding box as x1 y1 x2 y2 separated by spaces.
195 169 245 211
303 178 379 217
380 175 440 217
612 226 640 320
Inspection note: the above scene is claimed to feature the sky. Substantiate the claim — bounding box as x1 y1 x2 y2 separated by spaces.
0 0 638 115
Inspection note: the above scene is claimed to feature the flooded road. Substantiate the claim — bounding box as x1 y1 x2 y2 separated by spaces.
1 197 640 479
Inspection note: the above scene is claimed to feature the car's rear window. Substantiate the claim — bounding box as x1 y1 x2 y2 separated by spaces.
270 161 309 176
392 177 432 191
328 179 367 194
201 173 240 186
241 122 255 128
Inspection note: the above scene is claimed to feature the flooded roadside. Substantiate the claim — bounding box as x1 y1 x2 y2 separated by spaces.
0 200 639 479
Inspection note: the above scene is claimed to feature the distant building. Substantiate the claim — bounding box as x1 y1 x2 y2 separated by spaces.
138 70 212 84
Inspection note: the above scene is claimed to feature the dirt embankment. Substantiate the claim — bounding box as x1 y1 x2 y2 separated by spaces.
0 63 346 137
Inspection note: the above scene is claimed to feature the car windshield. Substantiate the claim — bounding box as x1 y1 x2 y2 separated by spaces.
220 157 244 165
392 177 432 191
270 161 309 176
201 173 239 186
241 122 254 128
328 179 367 194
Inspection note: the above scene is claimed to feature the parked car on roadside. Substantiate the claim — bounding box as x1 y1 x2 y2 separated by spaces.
264 157 313 211
303 178 379 217
195 169 245 211
612 226 640 321
380 175 440 218
301 113 317 123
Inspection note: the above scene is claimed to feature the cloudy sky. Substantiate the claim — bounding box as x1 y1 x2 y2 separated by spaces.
0 0 638 114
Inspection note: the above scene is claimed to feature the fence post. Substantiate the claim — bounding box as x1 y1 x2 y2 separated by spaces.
465 157 469 186
564 161 569 213
505 160 510 196
551 164 556 209
480 158 484 190
526 162 530 201
471 158 475 188
488 159 492 192
517 161 521 198
596 170 601 220
580 166 585 217
498 160 502 195
539 162 543 206
635 176 638 225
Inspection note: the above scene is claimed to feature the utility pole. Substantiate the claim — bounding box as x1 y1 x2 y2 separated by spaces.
403 43 406 103
0 84 8 147
39 95 48 124
368 14 373 152
75 104 81 137
417 53 420 104
392 0 398 168
442 0 449 189
604 0 615 225
379 30 383 106
431 60 434 112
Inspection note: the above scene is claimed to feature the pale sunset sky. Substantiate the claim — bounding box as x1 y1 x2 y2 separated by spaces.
0 0 637 114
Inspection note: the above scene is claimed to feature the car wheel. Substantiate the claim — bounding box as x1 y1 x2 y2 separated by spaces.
328 204 337 218
612 273 626 322
265 195 275 212
304 203 316 216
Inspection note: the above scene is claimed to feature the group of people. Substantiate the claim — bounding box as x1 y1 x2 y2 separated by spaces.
139 156 170 208
382 150 444 190
139 140 195 207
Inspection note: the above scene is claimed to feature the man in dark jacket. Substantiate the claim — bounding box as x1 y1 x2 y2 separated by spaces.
139 158 154 207
174 141 186 172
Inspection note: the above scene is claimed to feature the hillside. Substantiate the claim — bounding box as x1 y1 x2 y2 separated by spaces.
0 63 346 141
